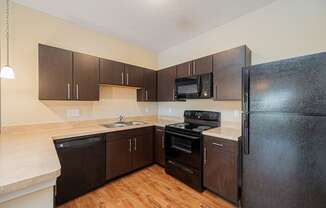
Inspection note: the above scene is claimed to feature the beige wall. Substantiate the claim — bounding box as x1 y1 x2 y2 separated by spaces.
158 0 326 121
0 2 159 126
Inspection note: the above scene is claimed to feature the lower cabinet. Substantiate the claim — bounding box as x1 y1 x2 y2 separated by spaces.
154 126 165 166
106 127 154 180
203 135 240 204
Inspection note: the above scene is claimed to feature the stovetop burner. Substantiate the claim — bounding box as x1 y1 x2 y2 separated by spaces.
168 122 213 132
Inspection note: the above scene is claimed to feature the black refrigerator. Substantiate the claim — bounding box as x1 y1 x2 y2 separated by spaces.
241 52 326 208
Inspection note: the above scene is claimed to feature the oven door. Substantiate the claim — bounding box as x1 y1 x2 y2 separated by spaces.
175 76 201 99
165 130 202 170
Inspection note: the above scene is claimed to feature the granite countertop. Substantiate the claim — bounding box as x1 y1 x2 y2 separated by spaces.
0 116 179 198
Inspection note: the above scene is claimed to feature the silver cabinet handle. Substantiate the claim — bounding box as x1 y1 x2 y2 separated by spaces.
129 139 132 152
212 143 224 148
188 66 191 76
67 83 71 100
76 84 79 100
172 88 175 101
204 147 207 165
162 136 165 149
121 72 124 85
126 73 129 85
145 90 148 101
193 61 196 75
157 129 164 132
134 138 137 151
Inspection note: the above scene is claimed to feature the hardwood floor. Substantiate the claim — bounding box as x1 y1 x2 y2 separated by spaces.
58 165 235 208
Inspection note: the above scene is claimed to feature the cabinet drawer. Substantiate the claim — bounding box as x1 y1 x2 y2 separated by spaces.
204 135 238 154
107 127 153 142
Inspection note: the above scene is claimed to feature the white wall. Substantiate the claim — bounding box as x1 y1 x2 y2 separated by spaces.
0 2 158 126
158 0 326 122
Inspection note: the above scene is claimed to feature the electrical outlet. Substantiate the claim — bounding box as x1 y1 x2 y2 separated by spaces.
145 108 149 113
168 108 172 113
233 110 240 120
66 109 80 118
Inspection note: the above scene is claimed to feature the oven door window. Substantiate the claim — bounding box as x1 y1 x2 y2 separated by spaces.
171 137 192 154
165 133 201 169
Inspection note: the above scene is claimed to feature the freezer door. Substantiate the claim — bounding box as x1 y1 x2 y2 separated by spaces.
242 113 326 208
247 52 326 114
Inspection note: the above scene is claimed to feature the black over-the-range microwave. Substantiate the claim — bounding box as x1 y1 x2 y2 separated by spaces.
175 73 213 100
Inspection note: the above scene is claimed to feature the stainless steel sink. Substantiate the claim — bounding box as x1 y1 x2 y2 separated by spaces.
102 122 128 128
102 121 146 128
127 121 146 125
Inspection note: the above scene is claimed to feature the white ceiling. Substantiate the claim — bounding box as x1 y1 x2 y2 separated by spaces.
14 0 276 52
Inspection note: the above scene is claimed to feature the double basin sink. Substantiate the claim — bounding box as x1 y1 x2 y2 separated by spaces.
102 121 146 128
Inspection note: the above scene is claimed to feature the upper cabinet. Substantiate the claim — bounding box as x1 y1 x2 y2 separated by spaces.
176 56 213 78
73 52 100 101
100 59 144 88
176 61 193 78
193 55 213 75
124 65 144 88
213 45 251 101
39 44 73 100
137 69 157 102
100 59 125 86
39 44 99 101
157 66 176 101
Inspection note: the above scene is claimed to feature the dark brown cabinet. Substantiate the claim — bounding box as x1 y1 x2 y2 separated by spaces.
100 59 125 85
154 127 165 166
137 69 157 102
39 44 73 100
193 55 213 75
213 45 251 100
106 135 132 180
203 135 239 204
106 127 154 180
73 52 99 101
157 66 176 101
132 133 154 170
176 61 193 78
125 65 144 87
39 44 100 101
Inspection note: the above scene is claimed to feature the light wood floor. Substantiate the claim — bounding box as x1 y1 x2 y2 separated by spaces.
59 165 235 208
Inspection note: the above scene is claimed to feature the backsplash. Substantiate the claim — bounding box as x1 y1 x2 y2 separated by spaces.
157 99 242 123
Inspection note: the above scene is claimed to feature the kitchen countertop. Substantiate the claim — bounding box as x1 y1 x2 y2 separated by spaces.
202 122 241 142
0 116 240 199
0 116 180 198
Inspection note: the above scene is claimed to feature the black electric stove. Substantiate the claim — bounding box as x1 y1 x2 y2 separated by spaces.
165 110 221 191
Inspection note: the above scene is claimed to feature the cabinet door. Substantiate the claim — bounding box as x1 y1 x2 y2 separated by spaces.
125 64 144 87
73 52 99 101
203 136 239 204
39 44 73 100
100 58 125 85
213 45 251 100
106 136 132 180
176 61 193 78
157 66 176 101
132 133 154 170
137 69 157 101
193 55 213 75
155 127 165 166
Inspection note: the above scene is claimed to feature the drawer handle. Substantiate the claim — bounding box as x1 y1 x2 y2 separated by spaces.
212 143 223 147
204 147 207 166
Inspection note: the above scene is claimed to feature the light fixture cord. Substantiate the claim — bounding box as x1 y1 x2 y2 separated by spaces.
6 0 10 66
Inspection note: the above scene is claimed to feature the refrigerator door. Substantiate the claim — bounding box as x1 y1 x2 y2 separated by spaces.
242 113 326 208
247 52 326 115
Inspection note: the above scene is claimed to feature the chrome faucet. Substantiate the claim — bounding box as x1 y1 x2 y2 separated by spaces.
118 115 125 123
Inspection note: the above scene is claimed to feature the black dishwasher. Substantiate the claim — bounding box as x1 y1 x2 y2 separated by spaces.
55 134 106 205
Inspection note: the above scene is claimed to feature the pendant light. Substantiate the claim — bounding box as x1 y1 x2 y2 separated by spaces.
0 0 15 79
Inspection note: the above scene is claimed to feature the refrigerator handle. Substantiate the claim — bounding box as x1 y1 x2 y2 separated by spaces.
243 113 250 155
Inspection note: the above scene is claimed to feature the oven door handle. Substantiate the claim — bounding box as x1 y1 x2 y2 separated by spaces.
165 130 200 140
171 145 192 154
